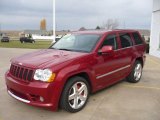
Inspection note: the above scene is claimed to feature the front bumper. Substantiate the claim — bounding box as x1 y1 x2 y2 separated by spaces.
5 71 59 110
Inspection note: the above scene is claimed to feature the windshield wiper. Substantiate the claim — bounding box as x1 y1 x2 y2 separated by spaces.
58 48 73 51
50 47 72 51
73 50 89 52
51 48 88 52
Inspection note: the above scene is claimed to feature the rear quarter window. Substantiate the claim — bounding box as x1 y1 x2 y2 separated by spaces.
132 32 143 45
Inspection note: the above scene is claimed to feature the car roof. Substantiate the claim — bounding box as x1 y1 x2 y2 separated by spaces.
72 29 138 35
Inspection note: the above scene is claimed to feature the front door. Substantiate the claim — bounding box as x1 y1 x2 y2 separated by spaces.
94 33 123 88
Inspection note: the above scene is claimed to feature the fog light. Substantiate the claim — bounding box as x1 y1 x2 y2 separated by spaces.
40 96 44 102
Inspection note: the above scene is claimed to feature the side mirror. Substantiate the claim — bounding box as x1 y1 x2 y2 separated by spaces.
99 45 114 54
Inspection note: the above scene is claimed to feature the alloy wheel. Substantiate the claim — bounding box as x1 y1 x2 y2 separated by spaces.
134 63 142 81
68 82 88 109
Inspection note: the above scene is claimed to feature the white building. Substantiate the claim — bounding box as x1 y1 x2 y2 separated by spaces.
150 0 160 58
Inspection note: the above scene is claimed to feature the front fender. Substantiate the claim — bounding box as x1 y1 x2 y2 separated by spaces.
56 64 97 90
52 63 97 107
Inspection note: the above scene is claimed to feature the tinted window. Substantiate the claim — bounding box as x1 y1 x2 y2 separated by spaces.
101 34 118 50
132 32 143 45
119 33 132 48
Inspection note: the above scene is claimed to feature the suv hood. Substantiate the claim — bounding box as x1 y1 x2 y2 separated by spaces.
11 49 87 68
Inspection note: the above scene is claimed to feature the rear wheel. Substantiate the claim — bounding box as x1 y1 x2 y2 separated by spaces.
60 76 90 113
127 61 142 83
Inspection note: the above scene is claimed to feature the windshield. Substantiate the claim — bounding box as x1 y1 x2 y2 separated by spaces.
51 34 101 52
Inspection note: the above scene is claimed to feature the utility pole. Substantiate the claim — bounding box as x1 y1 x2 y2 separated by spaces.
53 0 55 40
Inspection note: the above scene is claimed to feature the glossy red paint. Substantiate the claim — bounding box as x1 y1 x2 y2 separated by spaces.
5 30 146 111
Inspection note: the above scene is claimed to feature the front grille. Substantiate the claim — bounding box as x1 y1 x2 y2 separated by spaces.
10 64 34 82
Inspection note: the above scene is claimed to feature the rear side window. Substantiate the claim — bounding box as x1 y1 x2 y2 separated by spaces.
119 33 132 48
132 32 143 45
101 34 118 50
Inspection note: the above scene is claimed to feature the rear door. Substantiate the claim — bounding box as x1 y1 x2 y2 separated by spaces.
116 32 134 77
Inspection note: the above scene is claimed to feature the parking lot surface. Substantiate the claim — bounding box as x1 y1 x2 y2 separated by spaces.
0 48 160 120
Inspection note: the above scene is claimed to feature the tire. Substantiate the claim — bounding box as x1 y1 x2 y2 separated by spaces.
60 76 90 113
127 61 143 83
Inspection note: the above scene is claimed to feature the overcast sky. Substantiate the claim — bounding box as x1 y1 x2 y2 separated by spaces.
0 0 53 30
56 0 153 30
0 0 153 31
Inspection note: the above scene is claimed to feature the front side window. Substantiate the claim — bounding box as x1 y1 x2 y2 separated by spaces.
101 34 118 50
51 34 101 52
119 33 132 48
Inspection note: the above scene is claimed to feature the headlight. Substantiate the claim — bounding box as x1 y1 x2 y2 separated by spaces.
34 69 56 82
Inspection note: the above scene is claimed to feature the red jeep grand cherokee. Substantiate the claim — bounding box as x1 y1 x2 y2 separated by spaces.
5 30 146 112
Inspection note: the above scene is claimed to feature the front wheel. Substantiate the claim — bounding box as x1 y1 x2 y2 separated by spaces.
127 61 143 83
60 76 90 113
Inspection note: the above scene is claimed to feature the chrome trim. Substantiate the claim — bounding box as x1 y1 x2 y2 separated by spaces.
114 44 144 52
96 65 131 79
115 46 132 51
8 90 30 103
133 44 143 47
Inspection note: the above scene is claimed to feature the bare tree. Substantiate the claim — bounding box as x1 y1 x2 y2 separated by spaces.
102 19 119 30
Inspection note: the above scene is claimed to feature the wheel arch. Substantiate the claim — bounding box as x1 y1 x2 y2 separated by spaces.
64 72 93 93
135 57 144 67
57 71 93 109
